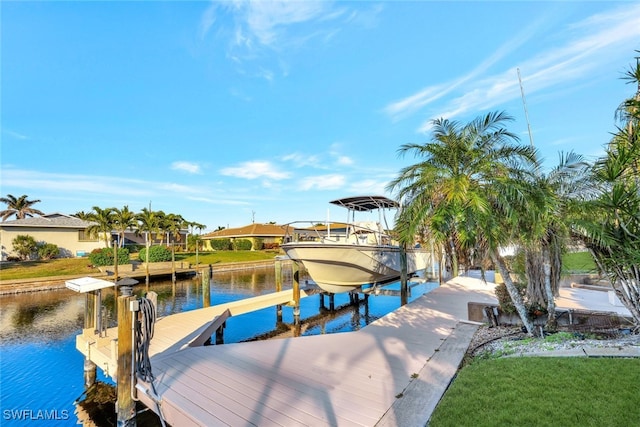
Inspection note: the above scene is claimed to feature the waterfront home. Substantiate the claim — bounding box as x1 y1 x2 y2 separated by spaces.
0 213 100 260
201 223 287 250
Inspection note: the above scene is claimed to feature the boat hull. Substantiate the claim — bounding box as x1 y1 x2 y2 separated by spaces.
282 243 429 293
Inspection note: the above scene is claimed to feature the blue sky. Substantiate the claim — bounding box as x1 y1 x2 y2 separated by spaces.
2 1 639 232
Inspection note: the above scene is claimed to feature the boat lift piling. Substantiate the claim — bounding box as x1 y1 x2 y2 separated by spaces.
292 261 301 325
275 259 283 322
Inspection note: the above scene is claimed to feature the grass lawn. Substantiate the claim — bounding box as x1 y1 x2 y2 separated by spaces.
430 357 640 427
0 250 281 281
563 251 597 273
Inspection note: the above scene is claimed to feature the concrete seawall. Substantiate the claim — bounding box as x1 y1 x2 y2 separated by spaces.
0 259 284 295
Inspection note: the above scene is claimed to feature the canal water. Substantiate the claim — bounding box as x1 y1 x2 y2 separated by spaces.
0 265 438 426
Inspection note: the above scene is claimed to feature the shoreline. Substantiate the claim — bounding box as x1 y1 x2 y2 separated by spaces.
0 259 281 295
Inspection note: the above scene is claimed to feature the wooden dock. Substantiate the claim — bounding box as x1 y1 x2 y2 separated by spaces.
76 277 498 426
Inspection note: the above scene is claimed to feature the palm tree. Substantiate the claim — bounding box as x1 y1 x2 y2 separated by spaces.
0 194 45 221
163 213 186 245
503 152 592 329
73 211 91 220
575 56 640 328
112 206 137 248
85 206 115 247
388 111 539 335
136 207 159 286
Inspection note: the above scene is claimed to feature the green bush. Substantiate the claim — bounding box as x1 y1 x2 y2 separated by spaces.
138 245 172 262
89 247 130 267
253 238 264 250
233 239 253 251
37 243 59 260
209 238 231 251
11 235 37 260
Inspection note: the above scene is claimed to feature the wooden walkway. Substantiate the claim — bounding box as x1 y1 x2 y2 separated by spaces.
76 288 316 378
133 277 498 426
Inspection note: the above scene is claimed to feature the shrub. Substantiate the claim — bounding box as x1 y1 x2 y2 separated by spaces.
263 242 280 250
233 239 253 251
89 247 130 267
253 238 264 250
138 245 172 262
37 243 60 260
209 238 231 251
11 235 37 260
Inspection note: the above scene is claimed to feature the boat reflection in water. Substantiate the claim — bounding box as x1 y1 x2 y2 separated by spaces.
0 265 438 426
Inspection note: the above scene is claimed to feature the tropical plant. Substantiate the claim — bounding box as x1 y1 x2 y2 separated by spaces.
112 206 137 248
137 245 171 263
0 194 45 221
574 56 640 328
85 206 115 247
163 213 186 245
88 247 130 267
515 151 593 328
11 235 38 260
388 111 539 335
136 207 160 284
37 242 59 260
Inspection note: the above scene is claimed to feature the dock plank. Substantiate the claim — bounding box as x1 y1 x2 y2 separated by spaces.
138 277 498 426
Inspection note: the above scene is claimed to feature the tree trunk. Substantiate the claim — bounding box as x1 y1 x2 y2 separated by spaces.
542 247 557 330
492 251 536 336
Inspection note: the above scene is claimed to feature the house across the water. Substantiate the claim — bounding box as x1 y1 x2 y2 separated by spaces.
0 213 100 260
201 223 288 250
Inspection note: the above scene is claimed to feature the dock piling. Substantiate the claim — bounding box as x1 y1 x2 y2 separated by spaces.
275 260 283 321
202 267 211 308
116 287 136 426
83 292 97 389
292 262 301 323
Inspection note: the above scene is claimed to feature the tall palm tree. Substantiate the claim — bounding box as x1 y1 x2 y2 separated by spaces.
85 206 115 247
112 206 137 248
136 207 159 286
163 213 186 245
0 194 45 221
388 111 539 334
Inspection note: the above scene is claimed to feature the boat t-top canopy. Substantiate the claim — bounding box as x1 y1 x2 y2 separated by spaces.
329 196 399 212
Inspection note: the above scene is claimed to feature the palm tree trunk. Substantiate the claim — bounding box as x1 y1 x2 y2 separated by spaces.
492 251 535 336
542 247 557 330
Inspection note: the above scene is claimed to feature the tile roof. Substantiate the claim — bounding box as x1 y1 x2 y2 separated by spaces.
202 223 288 239
0 213 95 228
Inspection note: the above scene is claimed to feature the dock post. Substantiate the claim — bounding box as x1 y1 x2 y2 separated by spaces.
116 287 136 426
292 262 301 324
329 294 335 311
275 259 283 322
400 243 408 306
202 267 211 308
319 293 325 310
171 244 176 284
83 292 97 389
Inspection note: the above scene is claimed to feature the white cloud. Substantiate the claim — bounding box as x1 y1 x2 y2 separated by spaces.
385 4 640 133
299 174 345 190
220 160 290 180
2 129 29 140
199 3 217 39
281 152 322 168
171 161 202 174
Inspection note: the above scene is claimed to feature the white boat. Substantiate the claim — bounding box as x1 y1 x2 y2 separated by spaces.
281 196 430 293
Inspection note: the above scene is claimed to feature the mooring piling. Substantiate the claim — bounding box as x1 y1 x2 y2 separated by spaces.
116 286 136 426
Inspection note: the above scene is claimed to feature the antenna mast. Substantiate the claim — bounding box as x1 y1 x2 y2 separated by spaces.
517 68 534 147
